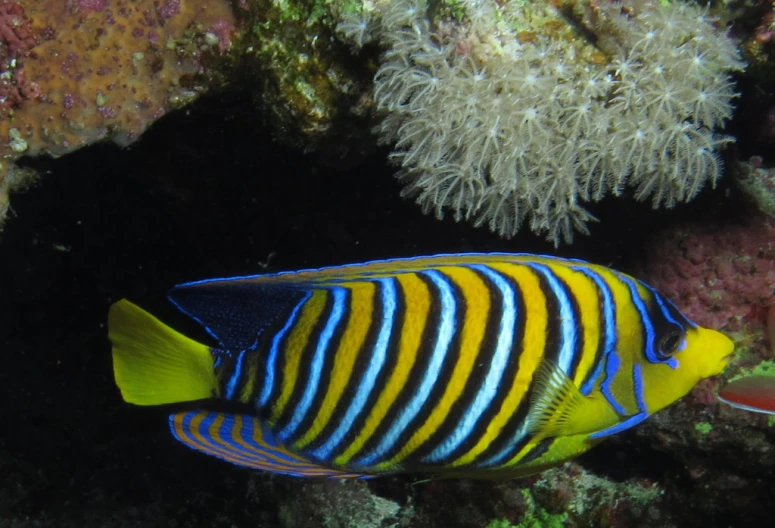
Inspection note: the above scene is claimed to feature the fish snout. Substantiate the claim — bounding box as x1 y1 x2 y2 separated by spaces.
695 327 735 378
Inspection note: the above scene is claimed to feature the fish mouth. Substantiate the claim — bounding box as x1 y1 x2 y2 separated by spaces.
691 327 735 378
709 330 735 376
718 356 732 372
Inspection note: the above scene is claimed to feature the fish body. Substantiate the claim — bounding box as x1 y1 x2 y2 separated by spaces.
718 375 775 415
108 253 734 479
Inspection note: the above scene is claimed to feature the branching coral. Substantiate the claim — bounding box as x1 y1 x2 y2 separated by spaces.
340 0 744 245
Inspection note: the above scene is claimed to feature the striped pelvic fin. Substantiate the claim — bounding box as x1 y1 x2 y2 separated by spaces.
169 411 369 479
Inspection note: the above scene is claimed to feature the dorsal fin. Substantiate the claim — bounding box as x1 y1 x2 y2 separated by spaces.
169 411 370 479
168 282 307 349
167 252 592 350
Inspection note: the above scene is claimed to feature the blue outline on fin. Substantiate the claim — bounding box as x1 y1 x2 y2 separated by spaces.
173 252 592 288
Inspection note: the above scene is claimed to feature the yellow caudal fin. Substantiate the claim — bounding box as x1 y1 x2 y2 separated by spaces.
108 299 219 406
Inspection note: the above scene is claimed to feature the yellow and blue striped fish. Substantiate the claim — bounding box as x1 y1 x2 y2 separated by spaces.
108 253 734 479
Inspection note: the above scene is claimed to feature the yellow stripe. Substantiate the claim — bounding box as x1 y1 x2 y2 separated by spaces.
209 413 249 466
499 433 549 469
270 290 329 423
293 281 376 449
606 270 645 413
333 273 430 466
385 266 490 464
544 263 601 386
451 262 548 467
189 411 207 444
238 353 260 404
201 413 240 465
225 414 252 460
185 413 262 467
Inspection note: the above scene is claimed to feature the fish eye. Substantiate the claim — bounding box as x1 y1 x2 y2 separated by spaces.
658 327 683 357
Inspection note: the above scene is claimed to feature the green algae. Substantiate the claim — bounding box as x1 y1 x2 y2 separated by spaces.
729 360 775 383
487 521 513 528
235 0 368 149
487 520 517 528
748 360 775 376
695 422 714 435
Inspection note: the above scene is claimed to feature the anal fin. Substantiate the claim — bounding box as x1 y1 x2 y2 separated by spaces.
169 411 369 479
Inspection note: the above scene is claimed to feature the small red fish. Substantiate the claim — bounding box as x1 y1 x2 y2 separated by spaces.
718 376 775 415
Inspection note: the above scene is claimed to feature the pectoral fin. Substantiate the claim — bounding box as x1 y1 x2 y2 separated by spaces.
527 362 620 438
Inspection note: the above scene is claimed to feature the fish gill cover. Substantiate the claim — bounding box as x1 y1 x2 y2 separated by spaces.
337 0 745 245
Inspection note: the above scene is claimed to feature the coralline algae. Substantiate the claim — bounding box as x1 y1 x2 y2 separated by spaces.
0 0 236 228
642 213 775 332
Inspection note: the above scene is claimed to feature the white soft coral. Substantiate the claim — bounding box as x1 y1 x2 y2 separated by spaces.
344 0 744 245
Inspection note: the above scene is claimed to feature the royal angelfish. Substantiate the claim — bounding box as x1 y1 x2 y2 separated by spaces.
108 253 734 479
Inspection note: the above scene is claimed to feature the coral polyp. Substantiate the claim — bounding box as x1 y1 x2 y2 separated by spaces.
341 0 745 245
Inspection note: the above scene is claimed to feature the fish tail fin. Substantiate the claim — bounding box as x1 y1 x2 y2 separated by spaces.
108 299 219 406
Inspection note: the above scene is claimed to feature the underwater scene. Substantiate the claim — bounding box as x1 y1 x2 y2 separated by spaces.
1 0 775 526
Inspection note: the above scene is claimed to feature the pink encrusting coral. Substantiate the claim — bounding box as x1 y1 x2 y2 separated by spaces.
641 214 775 331
0 0 237 227
0 1 37 116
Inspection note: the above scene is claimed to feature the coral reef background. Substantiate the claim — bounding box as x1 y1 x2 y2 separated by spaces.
0 0 747 245
1 90 774 527
1 0 775 526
